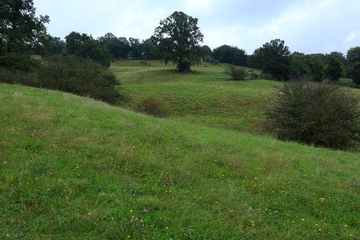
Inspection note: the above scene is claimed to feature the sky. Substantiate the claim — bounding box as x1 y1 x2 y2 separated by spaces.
33 0 360 55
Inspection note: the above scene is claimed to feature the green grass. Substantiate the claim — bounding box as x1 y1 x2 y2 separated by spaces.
114 61 272 134
1 61 360 239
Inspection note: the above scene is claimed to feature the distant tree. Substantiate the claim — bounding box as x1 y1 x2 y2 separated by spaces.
212 45 247 66
65 31 110 67
151 11 204 72
325 56 342 81
129 37 142 59
0 0 50 70
352 62 360 85
117 37 131 59
289 52 325 82
307 55 324 82
253 39 291 80
347 46 360 64
47 36 65 55
99 33 122 60
327 51 348 77
140 38 157 60
97 32 116 46
200 45 212 60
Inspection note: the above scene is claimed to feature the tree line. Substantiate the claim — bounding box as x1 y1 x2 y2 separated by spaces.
1 0 360 89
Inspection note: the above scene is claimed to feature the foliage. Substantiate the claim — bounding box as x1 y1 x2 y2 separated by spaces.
266 79 360 150
140 38 157 60
129 37 142 59
0 53 40 71
212 45 247 66
223 65 247 80
346 46 360 64
37 55 120 104
325 56 342 81
253 39 291 80
352 62 360 85
0 55 120 104
47 36 65 55
136 96 169 117
0 0 50 56
65 31 110 67
151 11 204 72
289 52 324 82
200 45 212 60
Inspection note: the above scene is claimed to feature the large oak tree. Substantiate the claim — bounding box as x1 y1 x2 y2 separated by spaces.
151 11 204 72
0 0 49 70
253 39 291 80
0 0 49 55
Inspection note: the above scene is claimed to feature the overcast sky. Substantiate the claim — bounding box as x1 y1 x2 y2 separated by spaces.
34 0 360 55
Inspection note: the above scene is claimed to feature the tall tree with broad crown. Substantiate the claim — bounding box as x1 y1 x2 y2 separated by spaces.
0 0 49 55
151 11 204 72
253 39 291 80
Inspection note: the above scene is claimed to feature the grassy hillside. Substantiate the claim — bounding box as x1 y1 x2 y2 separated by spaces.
113 61 271 135
0 62 359 239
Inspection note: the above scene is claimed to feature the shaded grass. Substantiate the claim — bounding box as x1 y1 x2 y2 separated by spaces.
1 83 360 239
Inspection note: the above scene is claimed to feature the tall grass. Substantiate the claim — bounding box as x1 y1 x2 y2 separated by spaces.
0 61 359 239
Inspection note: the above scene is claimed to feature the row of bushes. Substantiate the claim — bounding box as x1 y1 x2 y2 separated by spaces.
0 55 121 104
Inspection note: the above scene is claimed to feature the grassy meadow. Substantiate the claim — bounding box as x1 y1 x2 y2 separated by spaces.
0 61 359 239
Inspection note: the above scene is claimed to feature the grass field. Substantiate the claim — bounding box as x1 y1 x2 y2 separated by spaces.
0 61 359 239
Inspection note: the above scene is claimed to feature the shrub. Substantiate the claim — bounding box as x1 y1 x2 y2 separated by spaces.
136 96 169 117
37 55 121 104
352 62 360 85
265 78 360 150
224 65 246 80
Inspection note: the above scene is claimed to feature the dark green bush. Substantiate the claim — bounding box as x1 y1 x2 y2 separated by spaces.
136 96 169 117
224 65 246 80
36 55 121 104
352 62 360 85
0 55 121 105
266 78 360 150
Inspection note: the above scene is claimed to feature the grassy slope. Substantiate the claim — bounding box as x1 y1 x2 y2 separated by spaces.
0 62 359 239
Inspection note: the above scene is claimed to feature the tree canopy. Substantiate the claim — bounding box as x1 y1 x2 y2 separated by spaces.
253 39 291 80
0 0 50 55
151 11 204 72
65 31 110 67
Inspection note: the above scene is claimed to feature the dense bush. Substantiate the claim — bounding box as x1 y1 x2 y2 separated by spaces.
136 96 169 117
0 55 121 104
266 78 360 150
37 55 120 104
352 62 360 85
224 65 247 80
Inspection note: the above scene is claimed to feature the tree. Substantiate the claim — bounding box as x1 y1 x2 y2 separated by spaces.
325 56 342 81
253 39 291 80
140 38 157 60
47 36 65 55
151 11 204 72
200 45 212 60
129 37 142 59
117 37 131 59
64 31 110 67
347 46 360 64
212 45 247 66
289 52 325 82
0 0 50 69
352 62 360 85
0 0 50 55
